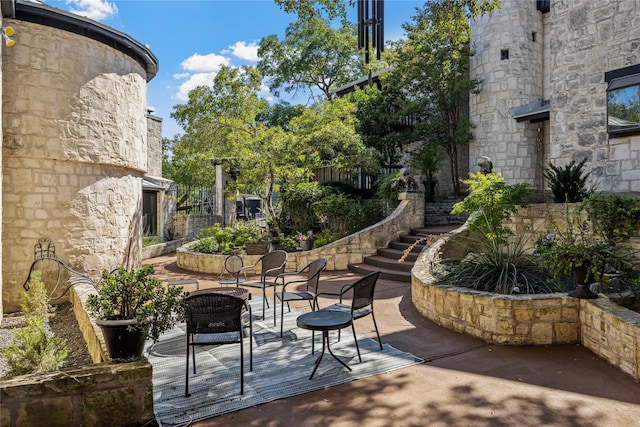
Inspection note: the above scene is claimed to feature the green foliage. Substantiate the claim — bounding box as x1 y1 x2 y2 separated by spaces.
534 204 612 285
86 265 187 343
271 235 299 252
410 144 445 183
452 172 529 244
532 194 640 289
435 235 557 295
195 221 263 254
5 316 68 376
257 17 363 101
544 158 593 203
22 271 51 320
583 193 640 245
313 229 347 248
142 231 162 248
375 172 401 209
351 85 413 165
385 0 493 196
279 182 325 235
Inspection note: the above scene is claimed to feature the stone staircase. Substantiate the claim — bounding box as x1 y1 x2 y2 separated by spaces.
347 224 460 283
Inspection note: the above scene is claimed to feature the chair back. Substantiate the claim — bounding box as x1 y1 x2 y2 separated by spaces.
305 258 327 293
350 271 380 312
259 250 288 279
186 293 244 335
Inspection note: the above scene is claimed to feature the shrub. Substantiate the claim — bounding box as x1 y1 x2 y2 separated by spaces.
583 193 640 245
4 316 68 376
375 172 401 209
196 221 263 254
435 234 557 295
279 182 325 235
22 271 51 320
544 158 593 203
452 172 529 244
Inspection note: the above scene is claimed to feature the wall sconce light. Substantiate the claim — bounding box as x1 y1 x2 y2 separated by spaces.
3 26 16 47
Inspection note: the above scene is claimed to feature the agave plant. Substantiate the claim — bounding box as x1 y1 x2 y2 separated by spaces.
544 158 593 203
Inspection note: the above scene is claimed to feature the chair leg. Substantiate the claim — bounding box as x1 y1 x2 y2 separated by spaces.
351 323 362 363
185 342 190 397
371 311 383 350
280 298 285 338
240 334 244 395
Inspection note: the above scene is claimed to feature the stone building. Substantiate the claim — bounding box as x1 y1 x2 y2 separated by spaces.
0 0 167 314
470 0 640 194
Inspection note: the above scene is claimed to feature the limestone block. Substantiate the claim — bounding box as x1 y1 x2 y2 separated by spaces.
531 323 553 345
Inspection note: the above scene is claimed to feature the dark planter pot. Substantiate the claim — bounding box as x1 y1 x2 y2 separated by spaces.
300 239 314 251
423 180 437 202
96 318 147 362
568 266 598 299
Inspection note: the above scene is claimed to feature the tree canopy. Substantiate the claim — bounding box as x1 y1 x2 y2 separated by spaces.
258 17 364 101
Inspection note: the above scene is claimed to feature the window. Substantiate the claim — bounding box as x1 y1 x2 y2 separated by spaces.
605 65 640 136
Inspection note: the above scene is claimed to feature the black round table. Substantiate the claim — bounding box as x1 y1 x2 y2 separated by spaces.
296 310 353 379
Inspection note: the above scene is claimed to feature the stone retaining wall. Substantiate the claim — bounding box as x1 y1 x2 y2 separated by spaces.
581 298 640 380
412 207 640 380
177 192 425 274
0 362 154 426
0 283 154 426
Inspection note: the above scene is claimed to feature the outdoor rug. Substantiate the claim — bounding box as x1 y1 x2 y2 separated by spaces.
146 298 424 427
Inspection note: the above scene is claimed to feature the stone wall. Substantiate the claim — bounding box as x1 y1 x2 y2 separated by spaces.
146 113 163 177
469 0 545 187
1 19 149 312
411 206 640 379
0 362 154 426
470 1 640 194
548 0 640 193
177 192 425 274
581 297 640 380
172 214 219 241
412 230 581 345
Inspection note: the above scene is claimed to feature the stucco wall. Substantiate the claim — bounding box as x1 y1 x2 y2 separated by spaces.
1 19 148 312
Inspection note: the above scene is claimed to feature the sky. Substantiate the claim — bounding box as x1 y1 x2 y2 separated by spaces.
43 0 426 139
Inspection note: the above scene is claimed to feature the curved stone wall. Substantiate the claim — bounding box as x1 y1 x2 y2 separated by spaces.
2 19 149 311
177 192 425 274
411 227 581 345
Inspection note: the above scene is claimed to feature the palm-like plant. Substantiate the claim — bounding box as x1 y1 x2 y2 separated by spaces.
544 158 593 203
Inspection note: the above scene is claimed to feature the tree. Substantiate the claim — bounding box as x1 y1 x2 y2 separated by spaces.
258 17 364 101
350 84 413 165
387 0 488 196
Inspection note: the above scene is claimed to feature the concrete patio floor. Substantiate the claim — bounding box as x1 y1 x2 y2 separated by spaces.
144 254 640 427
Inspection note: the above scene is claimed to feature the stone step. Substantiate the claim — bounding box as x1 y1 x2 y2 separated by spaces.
347 263 412 283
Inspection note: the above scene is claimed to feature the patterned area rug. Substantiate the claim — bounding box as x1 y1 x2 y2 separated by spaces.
146 298 424 427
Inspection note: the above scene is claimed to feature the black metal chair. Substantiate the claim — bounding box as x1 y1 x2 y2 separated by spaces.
314 271 382 362
274 258 327 337
239 250 288 319
219 254 245 286
184 292 253 397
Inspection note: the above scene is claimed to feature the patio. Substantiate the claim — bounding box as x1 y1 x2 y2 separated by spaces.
145 254 640 427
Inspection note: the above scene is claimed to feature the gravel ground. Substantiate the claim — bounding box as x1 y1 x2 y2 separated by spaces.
0 303 93 378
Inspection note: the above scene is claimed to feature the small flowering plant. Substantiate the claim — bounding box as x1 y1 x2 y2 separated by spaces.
296 231 313 242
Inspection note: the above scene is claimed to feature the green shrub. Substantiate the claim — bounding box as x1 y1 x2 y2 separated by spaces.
195 221 262 254
4 316 68 376
583 193 640 245
452 172 529 244
544 158 593 203
22 271 51 320
436 234 556 295
375 172 401 209
280 182 325 235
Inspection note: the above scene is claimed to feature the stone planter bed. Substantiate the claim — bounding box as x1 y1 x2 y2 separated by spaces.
0 283 154 427
412 223 640 381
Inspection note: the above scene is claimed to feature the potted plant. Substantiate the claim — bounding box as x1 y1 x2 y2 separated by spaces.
410 145 444 202
86 265 187 362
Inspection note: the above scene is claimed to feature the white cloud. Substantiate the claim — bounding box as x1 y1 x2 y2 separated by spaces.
227 41 260 62
172 73 191 80
180 53 230 73
65 0 118 21
175 72 217 102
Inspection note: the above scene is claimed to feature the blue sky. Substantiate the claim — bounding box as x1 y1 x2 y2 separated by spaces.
44 0 425 138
